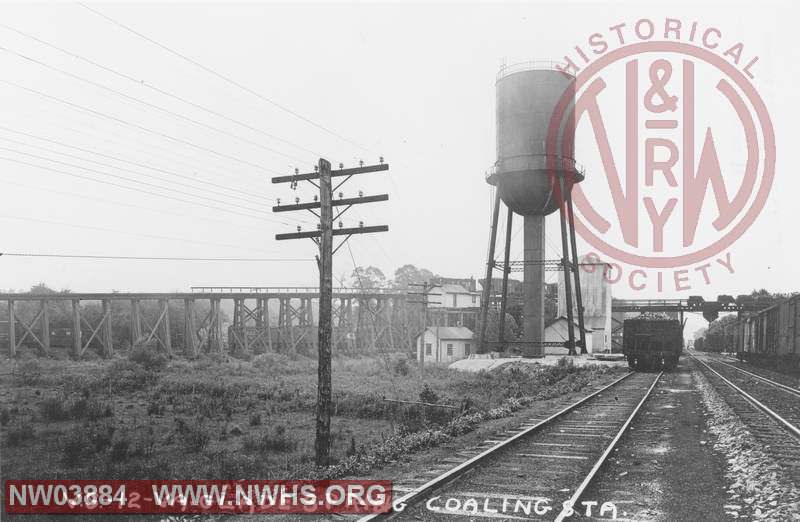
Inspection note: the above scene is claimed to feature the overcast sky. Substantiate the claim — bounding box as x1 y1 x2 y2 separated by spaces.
0 0 795 334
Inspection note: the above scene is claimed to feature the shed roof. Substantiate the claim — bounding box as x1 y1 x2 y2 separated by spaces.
435 284 477 295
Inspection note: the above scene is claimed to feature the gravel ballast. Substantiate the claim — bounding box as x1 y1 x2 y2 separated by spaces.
694 366 800 521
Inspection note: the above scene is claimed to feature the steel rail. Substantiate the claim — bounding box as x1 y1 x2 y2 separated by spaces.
709 358 800 398
553 371 663 522
358 371 636 521
691 355 800 439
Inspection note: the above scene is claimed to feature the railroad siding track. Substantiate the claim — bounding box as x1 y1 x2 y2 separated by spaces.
360 372 661 521
714 356 800 396
690 355 800 485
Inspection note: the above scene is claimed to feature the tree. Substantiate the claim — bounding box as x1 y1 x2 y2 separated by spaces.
391 264 438 289
698 314 737 352
348 266 387 289
474 309 517 347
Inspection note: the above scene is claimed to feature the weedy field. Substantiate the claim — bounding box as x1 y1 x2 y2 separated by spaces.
0 344 620 488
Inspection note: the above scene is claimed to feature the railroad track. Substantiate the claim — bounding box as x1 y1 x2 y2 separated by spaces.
711 356 800 398
360 371 661 521
689 353 800 484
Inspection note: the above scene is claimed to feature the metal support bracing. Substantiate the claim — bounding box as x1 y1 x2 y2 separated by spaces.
498 208 513 347
478 187 502 353
556 172 577 356
564 173 587 355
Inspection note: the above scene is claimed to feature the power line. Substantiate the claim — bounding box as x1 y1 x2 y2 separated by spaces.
0 125 276 203
0 173 279 233
0 78 280 173
0 136 275 209
0 213 275 252
0 145 274 215
78 3 371 154
0 252 312 262
0 43 312 165
0 155 304 226
0 22 323 159
0 109 286 195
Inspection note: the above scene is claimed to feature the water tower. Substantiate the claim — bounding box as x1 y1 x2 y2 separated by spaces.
477 63 587 357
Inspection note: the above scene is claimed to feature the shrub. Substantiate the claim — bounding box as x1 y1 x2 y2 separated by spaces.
147 399 164 416
6 423 35 447
175 417 210 453
110 439 130 462
72 398 114 421
87 424 116 451
39 397 71 422
252 352 293 372
419 383 439 404
242 425 296 454
392 357 411 376
62 429 89 466
129 341 168 371
99 359 160 392
249 413 262 426
17 360 43 385
0 408 11 426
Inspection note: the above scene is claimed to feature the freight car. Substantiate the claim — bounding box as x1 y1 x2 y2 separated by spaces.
736 293 800 372
622 318 683 371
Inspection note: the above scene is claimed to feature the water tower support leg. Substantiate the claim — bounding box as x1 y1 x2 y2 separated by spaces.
498 208 513 349
565 187 587 354
557 176 576 356
478 188 502 353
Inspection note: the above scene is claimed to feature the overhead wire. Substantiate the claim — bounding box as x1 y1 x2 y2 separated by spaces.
0 78 281 173
0 109 288 195
78 2 371 154
0 125 277 204
0 136 277 210
0 213 279 252
0 145 279 216
0 22 324 159
0 43 313 165
0 155 303 226
0 173 277 233
0 252 312 262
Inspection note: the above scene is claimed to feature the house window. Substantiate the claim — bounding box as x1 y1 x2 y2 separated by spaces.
425 343 432 356
446 343 454 356
471 295 476 304
452 295 457 307
465 343 471 355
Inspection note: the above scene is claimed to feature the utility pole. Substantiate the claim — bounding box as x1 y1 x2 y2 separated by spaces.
408 282 441 378
272 158 389 467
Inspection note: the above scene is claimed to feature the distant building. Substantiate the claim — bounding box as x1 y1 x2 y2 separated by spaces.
428 283 481 309
544 316 594 355
558 255 613 353
416 326 474 365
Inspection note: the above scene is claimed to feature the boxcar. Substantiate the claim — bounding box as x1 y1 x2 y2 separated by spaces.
737 294 800 371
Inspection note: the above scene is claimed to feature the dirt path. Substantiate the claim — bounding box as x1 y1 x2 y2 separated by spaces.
579 360 729 521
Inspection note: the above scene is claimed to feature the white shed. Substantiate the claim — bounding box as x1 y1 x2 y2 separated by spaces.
544 316 594 355
416 326 474 365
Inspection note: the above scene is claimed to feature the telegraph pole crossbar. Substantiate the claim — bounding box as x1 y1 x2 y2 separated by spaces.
272 158 389 468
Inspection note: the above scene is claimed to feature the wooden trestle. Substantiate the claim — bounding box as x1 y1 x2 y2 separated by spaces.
0 291 459 358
